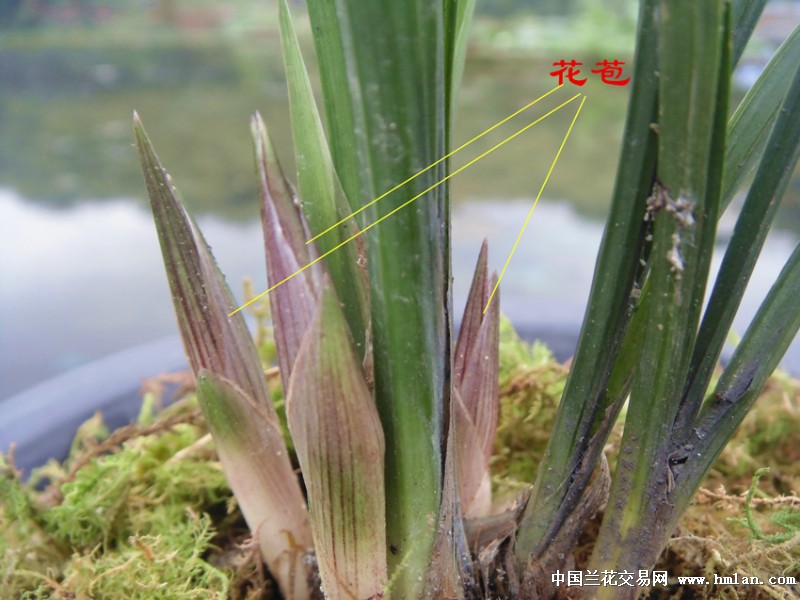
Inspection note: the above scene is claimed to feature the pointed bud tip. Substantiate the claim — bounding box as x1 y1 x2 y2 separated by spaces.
251 111 266 135
132 112 153 153
477 240 489 275
132 112 146 139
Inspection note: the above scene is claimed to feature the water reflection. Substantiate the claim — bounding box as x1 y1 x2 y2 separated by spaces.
0 188 266 398
2 29 800 399
0 41 635 217
2 44 796 222
2 187 798 400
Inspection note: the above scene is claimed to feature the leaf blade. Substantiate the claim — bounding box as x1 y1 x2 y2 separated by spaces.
278 0 371 359
305 2 451 591
679 57 800 433
287 285 386 600
445 0 477 118
722 25 800 210
675 240 800 516
590 0 729 576
516 0 659 563
731 0 768 67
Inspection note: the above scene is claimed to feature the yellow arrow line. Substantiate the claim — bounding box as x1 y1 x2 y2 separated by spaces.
483 94 587 314
306 83 565 244
229 93 581 317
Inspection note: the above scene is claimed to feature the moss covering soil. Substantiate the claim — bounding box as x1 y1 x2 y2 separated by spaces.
2 321 799 599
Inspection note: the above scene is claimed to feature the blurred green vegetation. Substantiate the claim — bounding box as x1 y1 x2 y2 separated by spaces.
0 0 611 29
0 49 629 219
1 0 798 228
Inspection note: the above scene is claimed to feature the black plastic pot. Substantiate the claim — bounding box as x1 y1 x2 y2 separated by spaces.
0 326 582 477
0 336 188 476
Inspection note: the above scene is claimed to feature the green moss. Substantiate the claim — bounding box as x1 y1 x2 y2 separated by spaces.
1 457 68 596
3 324 799 598
62 507 229 599
734 468 800 545
0 396 238 598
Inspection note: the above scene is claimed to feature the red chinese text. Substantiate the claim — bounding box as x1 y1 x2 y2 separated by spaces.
550 59 631 86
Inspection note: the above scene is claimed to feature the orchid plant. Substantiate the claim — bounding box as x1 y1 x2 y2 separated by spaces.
135 0 800 598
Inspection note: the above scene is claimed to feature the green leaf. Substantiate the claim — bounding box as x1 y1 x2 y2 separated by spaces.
674 240 800 515
516 0 659 564
683 1 732 370
656 0 724 199
722 25 800 210
305 1 450 592
678 58 800 433
445 0 477 119
278 0 370 360
134 114 312 599
287 285 386 600
589 0 728 576
711 241 800 426
731 0 767 67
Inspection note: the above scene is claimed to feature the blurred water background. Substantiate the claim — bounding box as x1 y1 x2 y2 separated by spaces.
1 0 799 400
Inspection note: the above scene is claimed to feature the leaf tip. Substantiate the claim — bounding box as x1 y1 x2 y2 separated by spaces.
251 110 265 133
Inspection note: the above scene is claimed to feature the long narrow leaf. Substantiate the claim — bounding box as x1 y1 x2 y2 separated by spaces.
731 0 768 67
278 0 370 360
305 1 450 592
679 0 731 396
678 59 800 434
287 284 386 600
445 0 477 119
590 0 727 579
674 241 800 517
722 25 800 210
516 0 659 564
135 114 312 599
